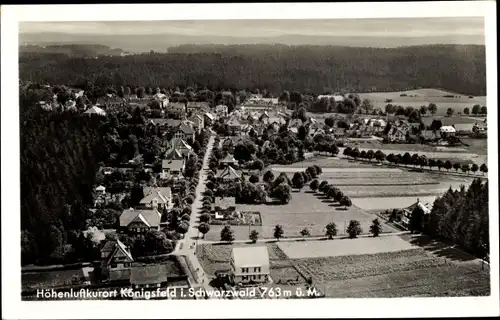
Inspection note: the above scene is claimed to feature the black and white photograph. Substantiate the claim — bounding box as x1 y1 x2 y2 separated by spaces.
1 2 498 319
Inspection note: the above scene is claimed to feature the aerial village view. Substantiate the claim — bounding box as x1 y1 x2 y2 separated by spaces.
17 17 490 301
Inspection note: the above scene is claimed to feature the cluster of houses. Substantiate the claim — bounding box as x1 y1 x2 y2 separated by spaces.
386 118 488 144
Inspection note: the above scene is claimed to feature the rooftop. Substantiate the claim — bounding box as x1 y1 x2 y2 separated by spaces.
119 208 162 228
232 246 270 268
162 159 184 171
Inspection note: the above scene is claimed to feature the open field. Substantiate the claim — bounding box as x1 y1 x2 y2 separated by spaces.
206 193 394 241
352 196 438 212
292 234 490 297
358 89 486 116
270 156 375 169
278 236 417 259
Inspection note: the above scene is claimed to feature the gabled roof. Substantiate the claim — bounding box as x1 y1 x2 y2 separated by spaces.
232 246 269 268
221 154 237 164
404 200 431 215
440 126 456 133
120 208 162 228
130 264 169 285
84 106 106 116
227 116 241 127
216 166 242 179
141 187 172 205
169 138 193 150
259 112 270 120
148 118 169 126
162 159 184 171
190 114 204 122
178 122 195 135
204 112 215 120
165 148 184 160
95 185 106 191
101 239 134 263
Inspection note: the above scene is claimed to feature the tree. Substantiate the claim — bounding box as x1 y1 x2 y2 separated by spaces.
480 106 487 115
306 166 318 179
300 228 310 239
444 160 453 172
375 150 385 162
325 222 338 239
249 174 259 184
181 213 190 221
385 104 395 114
347 220 362 239
136 87 145 99
273 224 284 241
200 213 211 223
430 119 443 131
339 197 352 210
370 218 382 237
463 107 470 115
198 222 210 239
410 205 425 233
472 104 481 115
428 103 438 115
402 152 412 166
297 107 308 122
480 163 488 175
419 105 428 116
292 171 305 190
249 230 259 243
361 99 373 114
220 225 235 243
436 159 444 171
263 170 275 183
461 164 470 174
309 179 320 192
471 163 479 175
343 146 352 158
453 162 461 172
446 108 454 116
325 116 335 127
177 221 189 235
317 180 328 193
428 159 436 170
253 159 264 171
272 182 292 204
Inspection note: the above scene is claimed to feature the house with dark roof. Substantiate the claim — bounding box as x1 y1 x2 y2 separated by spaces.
139 187 173 211
130 264 169 289
401 198 432 229
216 166 242 182
167 138 193 158
100 239 134 282
189 114 204 130
204 112 216 126
174 121 196 141
119 208 162 233
161 159 185 179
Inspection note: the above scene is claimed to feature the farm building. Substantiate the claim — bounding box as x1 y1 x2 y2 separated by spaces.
400 198 432 229
230 246 270 286
440 126 456 137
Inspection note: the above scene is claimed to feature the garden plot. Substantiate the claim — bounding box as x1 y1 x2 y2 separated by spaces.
318 170 440 186
269 156 376 169
271 166 402 173
292 242 490 298
278 236 417 259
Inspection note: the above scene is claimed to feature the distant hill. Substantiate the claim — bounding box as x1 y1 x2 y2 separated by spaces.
19 44 486 96
19 44 124 57
19 32 485 52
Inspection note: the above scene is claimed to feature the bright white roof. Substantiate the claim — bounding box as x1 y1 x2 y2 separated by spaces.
232 246 269 268
440 126 456 133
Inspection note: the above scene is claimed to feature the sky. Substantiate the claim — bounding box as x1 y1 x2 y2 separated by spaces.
19 17 485 39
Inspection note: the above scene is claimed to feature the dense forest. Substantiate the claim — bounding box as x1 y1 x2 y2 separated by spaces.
19 44 124 57
424 179 489 259
19 44 486 95
20 85 107 265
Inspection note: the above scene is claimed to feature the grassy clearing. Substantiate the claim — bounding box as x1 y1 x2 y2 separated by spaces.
278 236 417 259
22 268 87 291
270 156 375 169
352 196 438 212
209 193 394 240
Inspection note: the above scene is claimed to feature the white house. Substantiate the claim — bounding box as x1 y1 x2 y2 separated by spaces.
440 125 456 137
230 246 270 285
161 159 185 179
401 198 432 228
95 185 106 195
84 105 107 116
